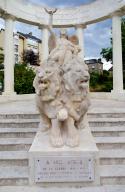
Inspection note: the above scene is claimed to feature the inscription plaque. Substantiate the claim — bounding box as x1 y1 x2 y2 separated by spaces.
35 156 94 182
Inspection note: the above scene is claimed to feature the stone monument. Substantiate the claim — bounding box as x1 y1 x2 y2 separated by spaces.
29 8 100 187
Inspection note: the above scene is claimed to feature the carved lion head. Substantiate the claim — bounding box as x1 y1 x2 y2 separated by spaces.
63 58 90 96
34 66 61 101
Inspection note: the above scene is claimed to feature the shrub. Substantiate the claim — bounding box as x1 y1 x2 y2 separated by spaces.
22 50 40 66
90 71 113 92
14 64 35 94
90 72 100 88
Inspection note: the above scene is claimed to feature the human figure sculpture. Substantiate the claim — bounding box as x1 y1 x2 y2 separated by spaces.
48 29 81 66
33 8 90 147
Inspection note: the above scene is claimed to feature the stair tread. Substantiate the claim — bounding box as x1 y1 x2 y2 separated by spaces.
96 137 125 143
0 185 125 192
100 165 125 177
91 126 125 132
89 118 125 122
0 128 37 133
0 151 28 159
0 166 28 178
0 118 125 123
0 138 33 145
0 137 124 144
0 119 39 123
1 150 125 160
99 150 125 158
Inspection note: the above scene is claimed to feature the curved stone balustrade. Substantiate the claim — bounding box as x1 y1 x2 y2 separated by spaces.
0 0 125 27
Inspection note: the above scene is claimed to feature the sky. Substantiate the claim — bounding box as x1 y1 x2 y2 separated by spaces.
0 0 112 67
29 0 95 8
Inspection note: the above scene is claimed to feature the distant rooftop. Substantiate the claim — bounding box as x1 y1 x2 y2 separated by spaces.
85 59 103 64
17 32 41 43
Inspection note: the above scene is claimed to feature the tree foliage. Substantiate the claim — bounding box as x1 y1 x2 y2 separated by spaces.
22 49 40 66
90 71 113 92
14 64 35 94
100 47 112 62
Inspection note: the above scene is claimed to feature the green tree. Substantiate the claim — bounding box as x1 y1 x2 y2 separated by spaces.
14 64 35 94
100 47 112 62
90 71 113 92
22 50 40 66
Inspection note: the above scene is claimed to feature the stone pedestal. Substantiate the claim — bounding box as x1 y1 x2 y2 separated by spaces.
29 128 100 188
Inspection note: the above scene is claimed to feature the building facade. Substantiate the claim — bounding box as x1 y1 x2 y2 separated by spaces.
85 59 103 74
0 29 42 63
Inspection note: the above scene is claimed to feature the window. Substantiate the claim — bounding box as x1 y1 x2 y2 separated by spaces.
14 45 18 53
15 54 18 63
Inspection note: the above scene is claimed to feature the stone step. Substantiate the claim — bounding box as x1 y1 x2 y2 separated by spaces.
0 138 33 151
0 126 124 138
0 113 39 119
0 185 125 192
0 136 124 151
96 137 125 144
99 150 125 165
0 118 125 128
0 151 28 160
0 112 125 119
91 126 125 137
3 150 123 159
96 137 125 149
91 126 125 132
99 149 125 158
88 112 125 118
0 126 124 132
89 118 125 127
100 165 125 185
0 119 39 128
0 166 28 186
0 151 28 166
0 128 37 138
99 165 125 177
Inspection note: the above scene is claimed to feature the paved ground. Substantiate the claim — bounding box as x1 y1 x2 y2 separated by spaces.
0 97 125 114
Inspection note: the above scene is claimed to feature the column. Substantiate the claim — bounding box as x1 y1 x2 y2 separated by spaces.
40 26 49 63
76 25 85 59
3 15 16 95
112 15 124 93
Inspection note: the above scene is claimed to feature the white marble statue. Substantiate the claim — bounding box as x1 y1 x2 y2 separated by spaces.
48 30 81 66
33 9 90 147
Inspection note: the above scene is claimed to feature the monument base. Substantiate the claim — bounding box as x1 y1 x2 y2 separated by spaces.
29 127 100 187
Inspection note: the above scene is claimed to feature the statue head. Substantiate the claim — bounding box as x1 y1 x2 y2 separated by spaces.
60 28 68 39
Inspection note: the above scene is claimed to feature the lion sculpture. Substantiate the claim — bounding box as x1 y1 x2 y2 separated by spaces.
33 30 90 148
